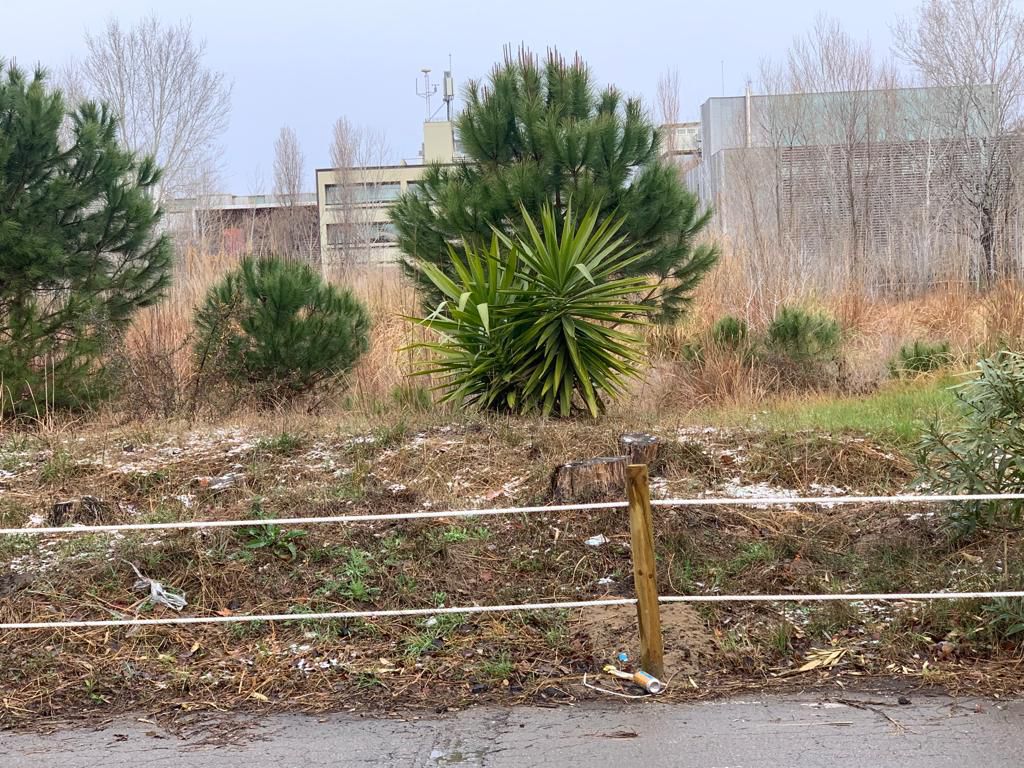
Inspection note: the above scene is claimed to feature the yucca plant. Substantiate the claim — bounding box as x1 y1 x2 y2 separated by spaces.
409 205 650 417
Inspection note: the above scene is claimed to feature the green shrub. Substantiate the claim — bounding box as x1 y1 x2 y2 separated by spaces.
0 62 170 415
766 306 841 360
711 316 749 350
890 340 952 378
410 204 649 417
917 352 1024 531
983 598 1024 644
194 257 370 401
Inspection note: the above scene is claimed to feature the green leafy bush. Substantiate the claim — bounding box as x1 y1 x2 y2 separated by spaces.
194 257 370 400
711 316 750 350
917 352 1024 531
890 340 952 378
410 205 648 417
766 306 841 360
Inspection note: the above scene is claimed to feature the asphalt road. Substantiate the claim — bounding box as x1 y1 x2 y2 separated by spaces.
3 693 1021 767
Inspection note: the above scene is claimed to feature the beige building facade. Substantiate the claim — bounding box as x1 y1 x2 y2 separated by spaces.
315 120 457 266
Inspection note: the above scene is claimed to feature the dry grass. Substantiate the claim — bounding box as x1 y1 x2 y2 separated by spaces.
1 418 1021 726
113 245 1024 422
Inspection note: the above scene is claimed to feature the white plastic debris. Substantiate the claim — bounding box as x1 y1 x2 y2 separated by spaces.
128 562 187 611
194 471 243 491
597 576 615 585
585 534 610 547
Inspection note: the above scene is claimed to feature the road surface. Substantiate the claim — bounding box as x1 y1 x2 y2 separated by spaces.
3 693 1020 766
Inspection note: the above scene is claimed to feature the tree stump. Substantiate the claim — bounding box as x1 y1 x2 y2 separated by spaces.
618 433 661 467
550 456 628 502
48 496 113 527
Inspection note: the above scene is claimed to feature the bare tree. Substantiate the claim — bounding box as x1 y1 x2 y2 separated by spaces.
273 126 305 203
894 0 1024 283
786 15 902 272
272 126 315 260
657 68 681 160
81 15 231 203
710 14 990 296
325 117 391 272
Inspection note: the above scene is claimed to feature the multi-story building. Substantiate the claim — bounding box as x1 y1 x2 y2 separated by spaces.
315 119 457 267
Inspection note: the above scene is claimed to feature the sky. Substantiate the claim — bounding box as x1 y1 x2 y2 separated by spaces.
1 0 925 194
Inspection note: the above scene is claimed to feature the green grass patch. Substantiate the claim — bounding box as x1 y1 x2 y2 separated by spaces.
700 377 959 445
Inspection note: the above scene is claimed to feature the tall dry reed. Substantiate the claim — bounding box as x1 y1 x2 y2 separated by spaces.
117 243 1024 420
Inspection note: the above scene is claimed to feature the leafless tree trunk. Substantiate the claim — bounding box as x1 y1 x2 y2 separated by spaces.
722 15 920 295
657 68 681 160
326 117 391 275
80 15 232 204
894 0 1024 285
272 125 315 261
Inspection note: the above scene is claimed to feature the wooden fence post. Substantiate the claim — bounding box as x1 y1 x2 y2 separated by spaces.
626 463 665 679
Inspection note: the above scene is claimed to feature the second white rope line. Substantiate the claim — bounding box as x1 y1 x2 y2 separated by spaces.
0 598 638 630
4 590 1024 631
652 492 1024 508
0 500 629 537
2 492 1023 537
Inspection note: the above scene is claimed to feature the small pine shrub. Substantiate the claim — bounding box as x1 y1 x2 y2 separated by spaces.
917 351 1024 532
194 257 371 401
766 306 841 360
711 316 749 350
890 340 952 378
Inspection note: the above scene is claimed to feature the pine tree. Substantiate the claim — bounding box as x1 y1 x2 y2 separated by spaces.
391 48 718 322
0 61 171 412
193 257 371 401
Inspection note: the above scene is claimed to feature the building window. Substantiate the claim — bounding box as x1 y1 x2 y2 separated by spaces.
324 184 344 205
325 222 398 247
325 181 402 206
369 222 398 244
354 182 402 204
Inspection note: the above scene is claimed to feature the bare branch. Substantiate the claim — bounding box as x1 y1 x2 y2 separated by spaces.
80 14 232 203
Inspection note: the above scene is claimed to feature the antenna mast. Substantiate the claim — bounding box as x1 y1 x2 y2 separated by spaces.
416 68 437 121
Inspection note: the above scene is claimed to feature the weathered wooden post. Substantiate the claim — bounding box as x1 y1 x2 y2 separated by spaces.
626 463 665 679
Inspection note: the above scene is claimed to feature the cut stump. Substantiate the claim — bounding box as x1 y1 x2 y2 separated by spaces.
618 433 661 467
550 456 628 502
48 496 113 527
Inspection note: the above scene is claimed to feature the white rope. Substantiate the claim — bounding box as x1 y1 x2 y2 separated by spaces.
0 598 638 630
5 590 1024 631
0 500 628 537
3 492 1023 538
652 492 1024 508
658 591 1024 603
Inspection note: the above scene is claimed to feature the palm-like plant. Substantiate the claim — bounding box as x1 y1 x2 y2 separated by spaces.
409 205 649 417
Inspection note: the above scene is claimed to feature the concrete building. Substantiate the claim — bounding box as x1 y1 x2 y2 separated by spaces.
164 192 319 257
660 121 701 167
679 85 1014 288
315 119 458 266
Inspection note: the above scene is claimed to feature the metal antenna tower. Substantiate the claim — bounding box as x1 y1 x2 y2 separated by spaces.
416 68 437 120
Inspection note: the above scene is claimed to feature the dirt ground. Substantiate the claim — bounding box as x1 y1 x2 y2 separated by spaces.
1 417 1022 728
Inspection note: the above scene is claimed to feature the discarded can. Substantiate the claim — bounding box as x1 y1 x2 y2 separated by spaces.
601 664 664 694
631 670 664 694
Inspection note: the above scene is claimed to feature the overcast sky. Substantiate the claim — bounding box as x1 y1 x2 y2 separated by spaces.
1 0 925 194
